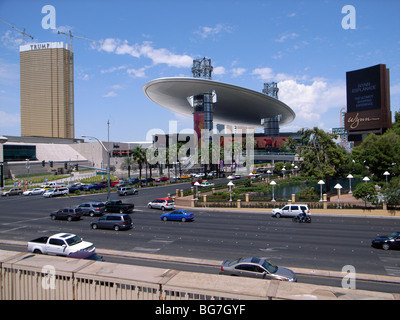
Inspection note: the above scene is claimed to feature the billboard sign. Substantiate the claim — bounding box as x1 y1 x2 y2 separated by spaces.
345 64 391 138
346 64 381 113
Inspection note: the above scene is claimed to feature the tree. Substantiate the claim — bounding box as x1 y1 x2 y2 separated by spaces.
352 182 378 208
382 176 400 206
352 131 400 181
297 127 349 187
392 110 400 135
121 156 134 177
131 146 146 187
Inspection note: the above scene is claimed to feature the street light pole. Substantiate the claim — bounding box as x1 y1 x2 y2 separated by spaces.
334 183 342 209
347 174 353 194
270 180 276 202
318 180 325 202
82 128 111 201
227 181 234 202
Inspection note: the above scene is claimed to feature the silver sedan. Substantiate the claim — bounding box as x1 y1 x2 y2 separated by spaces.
219 257 297 282
23 188 45 196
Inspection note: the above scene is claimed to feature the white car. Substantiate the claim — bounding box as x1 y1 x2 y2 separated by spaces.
272 204 310 218
27 233 95 256
43 187 69 198
200 181 214 187
23 188 45 196
148 198 176 211
228 174 241 180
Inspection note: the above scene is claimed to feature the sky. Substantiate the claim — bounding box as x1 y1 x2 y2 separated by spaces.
0 0 399 143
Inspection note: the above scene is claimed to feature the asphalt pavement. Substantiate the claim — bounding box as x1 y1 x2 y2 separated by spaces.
0 180 400 294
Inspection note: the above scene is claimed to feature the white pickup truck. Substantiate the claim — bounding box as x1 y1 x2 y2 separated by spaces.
27 233 95 256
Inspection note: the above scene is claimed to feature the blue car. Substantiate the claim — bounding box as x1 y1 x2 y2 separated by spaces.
161 210 194 222
82 183 105 191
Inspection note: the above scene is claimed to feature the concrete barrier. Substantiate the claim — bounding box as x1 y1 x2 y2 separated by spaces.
0 249 398 300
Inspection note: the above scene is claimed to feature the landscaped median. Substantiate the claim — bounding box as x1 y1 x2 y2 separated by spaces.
173 189 400 218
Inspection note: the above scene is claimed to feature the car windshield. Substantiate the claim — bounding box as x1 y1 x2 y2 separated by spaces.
65 235 83 246
388 232 400 239
261 260 278 274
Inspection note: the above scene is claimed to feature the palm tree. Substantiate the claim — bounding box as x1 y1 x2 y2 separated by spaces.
131 146 146 187
122 156 134 177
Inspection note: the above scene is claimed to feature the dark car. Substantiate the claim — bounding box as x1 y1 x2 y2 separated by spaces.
220 257 297 282
128 177 140 185
50 208 83 221
90 214 133 231
372 232 400 250
82 183 105 191
105 200 134 213
68 183 83 193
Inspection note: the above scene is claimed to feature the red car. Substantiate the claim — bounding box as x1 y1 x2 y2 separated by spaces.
100 180 120 187
191 179 203 185
155 176 169 182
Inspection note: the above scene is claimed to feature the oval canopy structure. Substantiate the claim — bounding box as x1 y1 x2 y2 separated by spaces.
143 77 295 127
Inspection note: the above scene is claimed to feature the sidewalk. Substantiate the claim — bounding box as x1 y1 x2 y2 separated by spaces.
174 193 400 218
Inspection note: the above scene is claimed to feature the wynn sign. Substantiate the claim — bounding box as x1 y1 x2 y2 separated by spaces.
345 64 392 145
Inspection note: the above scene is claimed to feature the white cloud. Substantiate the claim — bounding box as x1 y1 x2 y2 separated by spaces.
127 67 147 78
275 32 299 43
231 68 246 78
194 24 233 39
100 65 128 74
103 91 117 98
251 67 275 81
0 110 19 127
97 39 193 68
213 66 226 75
251 67 302 82
0 30 24 50
278 79 345 127
391 82 400 95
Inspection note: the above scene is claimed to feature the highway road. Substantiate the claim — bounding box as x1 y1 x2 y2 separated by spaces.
0 180 399 294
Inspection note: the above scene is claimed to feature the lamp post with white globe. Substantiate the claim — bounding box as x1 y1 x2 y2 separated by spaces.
270 180 276 202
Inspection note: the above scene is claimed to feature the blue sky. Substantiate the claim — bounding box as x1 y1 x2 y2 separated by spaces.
0 0 399 142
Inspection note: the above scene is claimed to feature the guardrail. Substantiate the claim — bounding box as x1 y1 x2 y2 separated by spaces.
0 249 398 300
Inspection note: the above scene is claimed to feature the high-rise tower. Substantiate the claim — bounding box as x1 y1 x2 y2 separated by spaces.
190 58 216 146
20 42 74 139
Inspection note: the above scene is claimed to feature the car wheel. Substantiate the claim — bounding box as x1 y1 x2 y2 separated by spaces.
51 215 56 220
382 243 390 250
67 216 72 222
33 249 42 254
162 207 165 211
89 211 95 217
181 217 186 222
91 224 98 230
148 204 152 209
275 213 281 218
119 209 124 214
163 217 168 221
114 225 120 231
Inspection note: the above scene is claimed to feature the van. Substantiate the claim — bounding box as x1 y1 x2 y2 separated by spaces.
90 214 133 231
117 186 138 196
271 204 310 218
43 187 69 198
